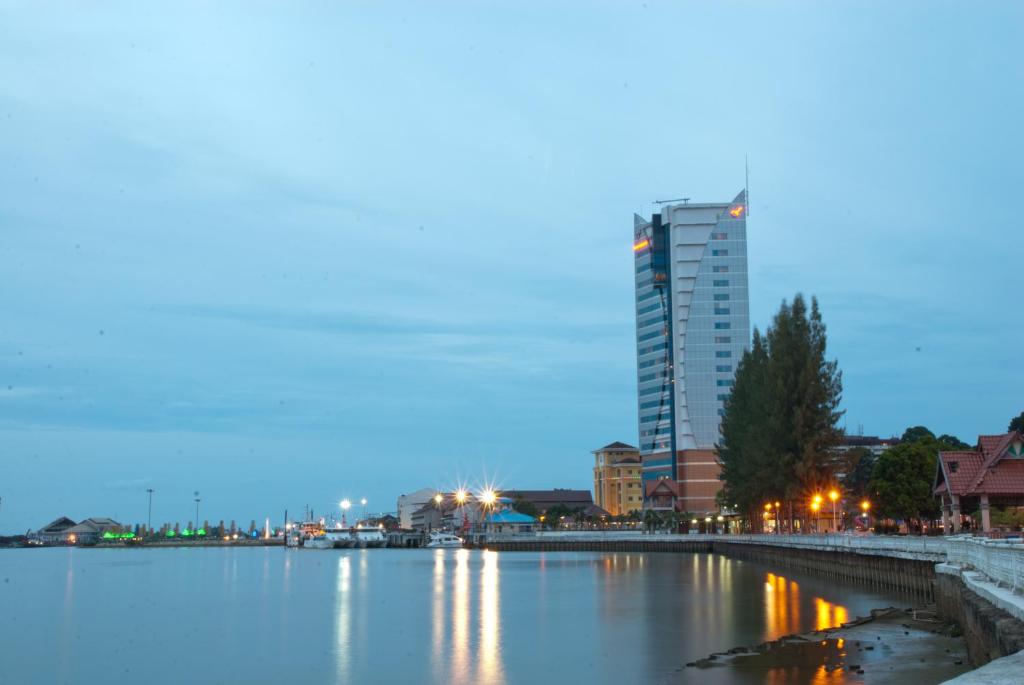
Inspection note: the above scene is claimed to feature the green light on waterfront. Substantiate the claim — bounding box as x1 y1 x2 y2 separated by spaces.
182 529 192 537
197 529 206 536
166 530 175 537
101 531 136 540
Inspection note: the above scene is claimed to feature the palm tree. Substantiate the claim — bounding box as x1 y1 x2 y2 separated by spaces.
642 509 660 534
662 511 682 534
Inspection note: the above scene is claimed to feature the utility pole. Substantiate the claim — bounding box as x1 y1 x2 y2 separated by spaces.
194 491 201 533
146 488 154 533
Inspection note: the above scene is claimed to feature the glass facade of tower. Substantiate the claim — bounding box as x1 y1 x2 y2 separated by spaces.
634 191 751 495
632 214 673 466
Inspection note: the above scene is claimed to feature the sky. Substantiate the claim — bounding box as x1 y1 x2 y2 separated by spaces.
1 1 1022 533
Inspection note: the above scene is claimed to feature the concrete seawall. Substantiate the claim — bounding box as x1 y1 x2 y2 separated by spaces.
716 540 937 598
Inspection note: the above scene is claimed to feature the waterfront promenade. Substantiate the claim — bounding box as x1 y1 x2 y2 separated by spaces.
485 532 1024 593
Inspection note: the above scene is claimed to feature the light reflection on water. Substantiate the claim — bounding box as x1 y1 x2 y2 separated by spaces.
333 555 351 681
2 549 910 685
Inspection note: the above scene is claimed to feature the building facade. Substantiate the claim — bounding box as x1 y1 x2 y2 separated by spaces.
592 441 642 516
633 191 750 513
934 431 1024 534
397 487 438 530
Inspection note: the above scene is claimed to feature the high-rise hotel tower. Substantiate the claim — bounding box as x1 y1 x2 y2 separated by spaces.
633 191 750 513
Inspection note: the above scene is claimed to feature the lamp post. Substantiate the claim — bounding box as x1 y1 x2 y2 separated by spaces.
811 495 822 534
860 500 871 532
340 499 351 528
146 488 154 534
829 490 839 533
764 503 773 534
360 498 367 522
455 489 468 533
479 489 496 540
194 491 200 535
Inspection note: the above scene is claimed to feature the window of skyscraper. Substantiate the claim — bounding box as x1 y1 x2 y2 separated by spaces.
715 336 731 343
714 294 729 301
714 307 731 315
713 279 729 286
714 322 731 330
711 249 728 256
713 266 729 273
716 365 732 372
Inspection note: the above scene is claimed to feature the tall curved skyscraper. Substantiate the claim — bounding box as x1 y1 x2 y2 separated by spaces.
633 191 750 514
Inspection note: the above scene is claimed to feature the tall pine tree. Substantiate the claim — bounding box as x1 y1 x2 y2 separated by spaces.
718 329 771 525
718 294 844 530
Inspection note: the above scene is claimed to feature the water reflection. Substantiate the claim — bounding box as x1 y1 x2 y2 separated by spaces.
334 555 351 681
452 548 470 681
478 550 504 684
431 550 446 681
764 572 801 638
814 597 849 631
764 572 852 639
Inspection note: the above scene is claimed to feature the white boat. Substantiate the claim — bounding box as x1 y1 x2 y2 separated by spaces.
425 531 463 548
325 529 355 549
353 527 387 548
304 535 334 549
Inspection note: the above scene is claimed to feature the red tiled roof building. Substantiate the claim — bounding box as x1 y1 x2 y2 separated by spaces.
933 431 1024 533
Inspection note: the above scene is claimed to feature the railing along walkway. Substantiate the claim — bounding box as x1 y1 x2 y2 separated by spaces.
485 531 1024 594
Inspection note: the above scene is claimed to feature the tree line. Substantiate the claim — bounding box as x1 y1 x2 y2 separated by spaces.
717 291 1022 532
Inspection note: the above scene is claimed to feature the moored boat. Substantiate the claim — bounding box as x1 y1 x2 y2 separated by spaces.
353 526 387 548
425 531 463 548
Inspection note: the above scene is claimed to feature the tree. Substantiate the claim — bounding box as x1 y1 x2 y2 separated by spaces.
512 498 538 518
545 504 572 529
642 509 661 533
843 447 876 500
718 294 844 530
869 438 943 532
901 426 935 443
1009 412 1024 433
937 434 970 450
718 329 772 520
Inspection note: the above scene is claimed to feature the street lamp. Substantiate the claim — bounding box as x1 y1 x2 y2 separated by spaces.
764 502 773 534
828 490 839 532
146 488 155 534
194 491 201 535
340 499 351 528
434 493 443 505
810 499 821 533
455 489 467 505
360 497 368 522
860 500 871 532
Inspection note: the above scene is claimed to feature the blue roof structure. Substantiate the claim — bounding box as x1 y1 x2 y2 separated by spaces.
486 510 536 524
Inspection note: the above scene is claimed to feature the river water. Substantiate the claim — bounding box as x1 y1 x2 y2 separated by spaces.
0 547 960 684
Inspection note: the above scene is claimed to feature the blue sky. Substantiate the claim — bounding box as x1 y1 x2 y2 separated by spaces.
1 1 1021 533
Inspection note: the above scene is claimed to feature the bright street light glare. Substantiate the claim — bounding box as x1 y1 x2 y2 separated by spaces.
340 499 351 510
